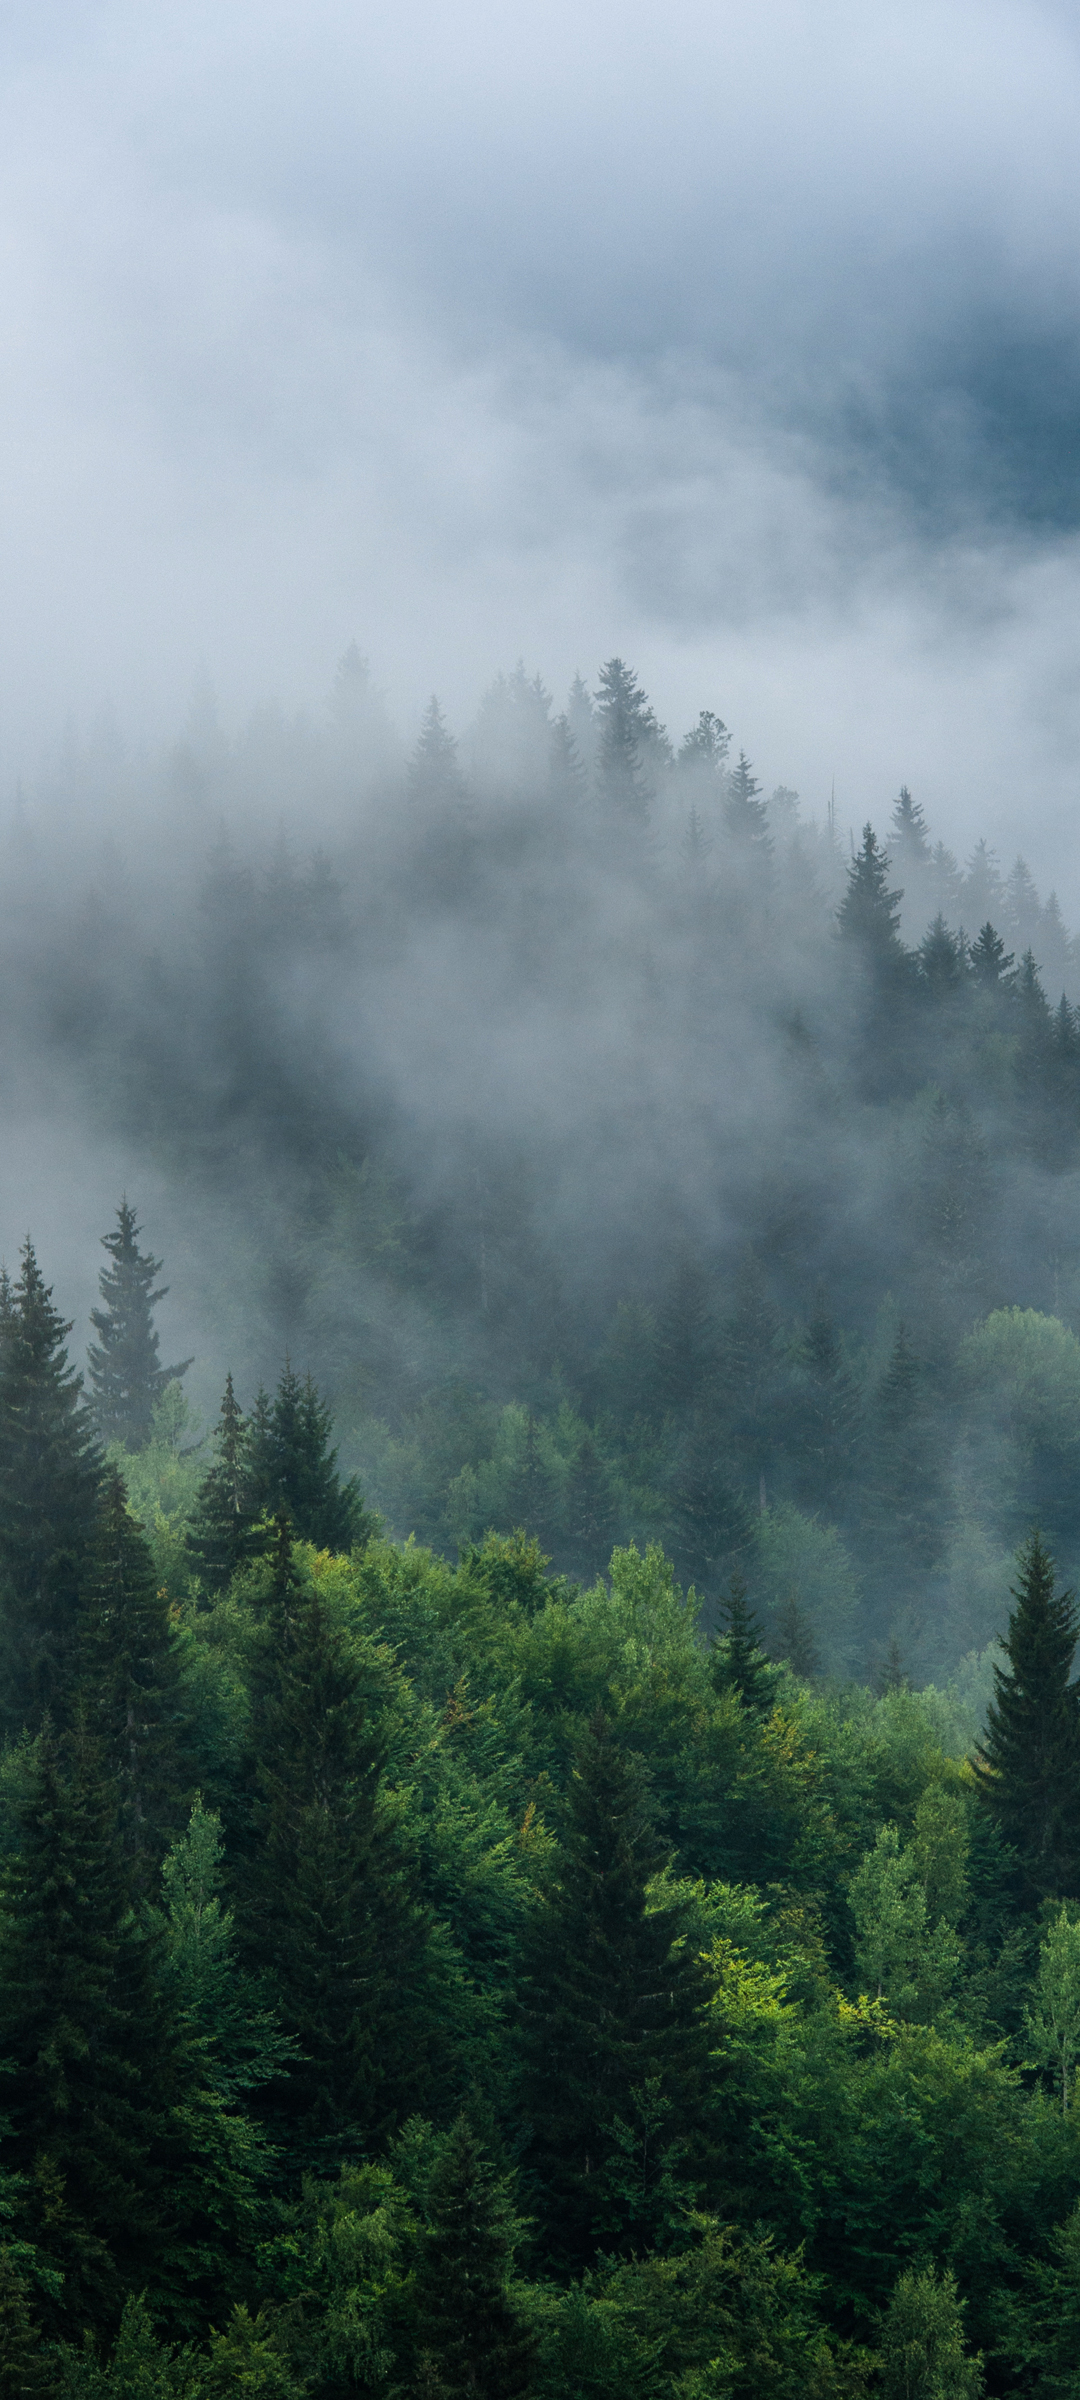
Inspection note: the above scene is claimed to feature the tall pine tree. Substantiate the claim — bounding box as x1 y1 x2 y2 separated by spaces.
520 1714 708 2270
411 2117 535 2400
0 1241 102 1735
186 1374 264 1594
77 1468 187 1881
87 1201 191 1449
248 1364 369 1554
977 1530 1080 1899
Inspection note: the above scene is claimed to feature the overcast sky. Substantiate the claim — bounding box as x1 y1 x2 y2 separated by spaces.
3 0 1080 888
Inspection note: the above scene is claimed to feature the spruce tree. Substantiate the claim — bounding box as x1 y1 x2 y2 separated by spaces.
87 1201 192 1449
562 1432 616 1582
890 784 931 867
520 1714 708 2269
593 658 664 821
837 825 903 952
0 2249 50 2398
969 922 1015 989
412 2117 535 2400
186 1374 263 1594
78 1467 187 1881
0 1240 102 1734
790 1291 860 1513
408 698 464 806
860 1326 946 1610
248 1362 369 1553
724 752 771 855
712 1572 773 1713
0 1715 183 2332
242 1535 431 2165
977 1530 1080 1899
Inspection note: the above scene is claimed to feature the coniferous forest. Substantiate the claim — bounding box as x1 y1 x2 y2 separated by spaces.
9 656 1080 2391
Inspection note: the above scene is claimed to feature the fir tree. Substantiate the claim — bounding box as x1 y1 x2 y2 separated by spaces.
677 709 729 779
0 1241 102 1734
548 713 585 804
654 1253 717 1419
0 2249 50 2399
790 1291 860 1513
969 921 1015 989
520 1714 708 2270
87 1201 192 1450
964 839 1004 929
409 699 463 805
243 1540 432 2165
77 1467 187 1881
593 658 663 821
977 1530 1080 1899
724 752 771 855
890 784 931 866
248 1363 369 1553
0 1715 184 2332
712 1572 773 1713
860 1326 946 1602
412 2118 535 2400
562 1433 617 1582
667 1422 751 1600
837 825 903 951
186 1374 263 1594
918 914 966 995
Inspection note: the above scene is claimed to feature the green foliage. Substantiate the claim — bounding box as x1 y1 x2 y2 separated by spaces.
0 1240 102 1733
248 1364 371 1554
977 1530 1080 1898
878 2264 983 2399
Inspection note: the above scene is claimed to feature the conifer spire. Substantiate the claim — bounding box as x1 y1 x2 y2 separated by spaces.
87 1201 191 1450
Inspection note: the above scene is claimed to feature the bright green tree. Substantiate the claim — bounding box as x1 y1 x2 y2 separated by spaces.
1025 1906 1080 2114
878 2264 983 2399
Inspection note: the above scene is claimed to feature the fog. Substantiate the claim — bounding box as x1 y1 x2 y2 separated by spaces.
2 2 1080 888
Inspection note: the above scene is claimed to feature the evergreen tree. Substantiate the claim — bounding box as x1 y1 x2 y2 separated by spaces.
963 839 1004 930
0 1715 184 2333
677 709 729 780
890 784 931 867
520 1714 708 2270
918 914 966 995
879 2264 983 2399
969 921 1015 989
712 1572 773 1713
977 1530 1080 1899
654 1253 717 1419
409 699 463 805
77 1467 187 1880
593 658 663 821
837 824 903 951
0 1241 102 1734
186 1374 263 1594
723 752 771 855
243 1539 432 2165
87 1201 192 1450
790 1291 860 1513
502 1414 557 1549
0 2249 50 2399
860 1326 947 1606
562 1433 617 1582
412 2117 535 2400
248 1363 369 1553
548 713 585 804
667 1421 751 1600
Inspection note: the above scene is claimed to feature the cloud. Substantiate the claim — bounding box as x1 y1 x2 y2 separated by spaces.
0 0 1079 892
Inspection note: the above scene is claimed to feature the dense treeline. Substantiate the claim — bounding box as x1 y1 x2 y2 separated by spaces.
5 1214 1080 2394
9 653 1080 1682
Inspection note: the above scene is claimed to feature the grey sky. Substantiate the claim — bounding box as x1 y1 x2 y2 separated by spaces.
2 0 1080 889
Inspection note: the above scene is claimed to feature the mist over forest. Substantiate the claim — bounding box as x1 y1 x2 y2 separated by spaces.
7 644 1080 1689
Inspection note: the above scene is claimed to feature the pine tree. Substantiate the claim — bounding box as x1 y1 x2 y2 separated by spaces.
248 1362 369 1553
87 1201 192 1449
520 1714 708 2270
724 752 771 855
77 1467 187 1881
976 1530 1080 1899
0 2249 50 2399
890 785 931 867
790 1291 860 1513
918 913 966 995
562 1433 617 1582
969 921 1015 988
186 1374 264 1594
0 1241 102 1734
0 1714 184 2332
412 2117 536 2400
860 1326 946 1600
677 709 729 780
593 658 664 820
243 1540 432 2166
409 699 464 805
837 825 903 951
964 839 1004 929
548 713 585 804
712 1572 773 1713
667 1421 751 1600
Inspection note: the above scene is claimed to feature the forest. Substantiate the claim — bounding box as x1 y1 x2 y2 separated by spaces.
5 654 1080 2392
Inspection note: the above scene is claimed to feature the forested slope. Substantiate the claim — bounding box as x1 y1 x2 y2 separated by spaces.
1 1216 1080 2396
